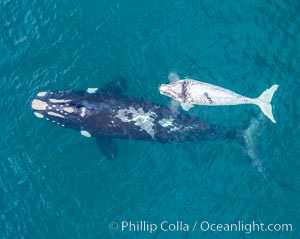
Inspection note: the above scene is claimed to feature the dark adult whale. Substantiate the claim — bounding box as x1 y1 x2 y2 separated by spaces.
31 81 242 160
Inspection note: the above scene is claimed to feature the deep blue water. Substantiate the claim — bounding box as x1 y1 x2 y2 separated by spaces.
1 0 299 238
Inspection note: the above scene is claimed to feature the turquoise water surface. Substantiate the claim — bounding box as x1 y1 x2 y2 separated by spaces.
1 0 299 238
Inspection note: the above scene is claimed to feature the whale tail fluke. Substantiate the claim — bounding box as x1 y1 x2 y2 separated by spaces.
242 113 267 177
254 84 279 123
242 115 300 197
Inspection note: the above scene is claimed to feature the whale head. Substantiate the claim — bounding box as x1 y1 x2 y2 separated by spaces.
31 89 97 131
159 81 184 102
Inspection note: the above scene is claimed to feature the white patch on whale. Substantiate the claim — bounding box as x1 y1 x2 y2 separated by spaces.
158 118 174 127
34 112 44 118
80 130 91 137
49 99 72 103
170 126 180 132
37 92 47 97
80 107 86 117
47 111 65 118
87 88 98 94
116 107 157 138
158 118 180 131
31 99 48 111
63 107 74 113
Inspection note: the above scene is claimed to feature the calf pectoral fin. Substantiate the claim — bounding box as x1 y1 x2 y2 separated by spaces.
168 72 180 82
96 136 117 160
181 103 194 111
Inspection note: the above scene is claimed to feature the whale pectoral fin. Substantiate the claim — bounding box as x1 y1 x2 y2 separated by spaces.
96 136 117 160
181 103 194 111
103 78 127 96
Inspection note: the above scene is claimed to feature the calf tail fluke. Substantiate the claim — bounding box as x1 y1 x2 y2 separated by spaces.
255 84 279 123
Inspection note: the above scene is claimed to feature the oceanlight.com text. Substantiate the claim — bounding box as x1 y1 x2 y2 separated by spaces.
199 220 293 234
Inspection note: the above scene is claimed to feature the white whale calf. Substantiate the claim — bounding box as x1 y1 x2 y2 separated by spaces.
159 73 279 123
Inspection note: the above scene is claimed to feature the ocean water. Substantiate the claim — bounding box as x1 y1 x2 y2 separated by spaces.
0 0 299 238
